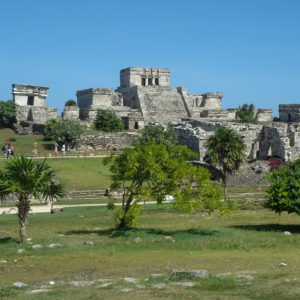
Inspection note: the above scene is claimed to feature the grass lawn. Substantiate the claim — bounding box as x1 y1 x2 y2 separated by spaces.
0 205 299 299
0 157 111 191
0 128 51 156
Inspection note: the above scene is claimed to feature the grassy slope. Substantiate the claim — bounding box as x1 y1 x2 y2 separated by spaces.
0 128 52 156
0 205 299 299
0 157 111 191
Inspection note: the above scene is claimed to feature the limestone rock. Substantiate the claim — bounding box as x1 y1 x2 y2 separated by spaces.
171 269 209 279
283 231 292 235
13 282 28 288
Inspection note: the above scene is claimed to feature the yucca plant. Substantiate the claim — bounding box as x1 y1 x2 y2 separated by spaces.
0 156 65 242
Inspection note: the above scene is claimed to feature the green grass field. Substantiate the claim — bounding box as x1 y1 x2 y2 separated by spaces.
0 157 111 191
0 205 299 299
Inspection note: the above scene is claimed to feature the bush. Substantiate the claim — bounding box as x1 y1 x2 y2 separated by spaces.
0 100 16 129
94 109 124 132
266 159 300 214
44 119 84 147
65 99 77 107
137 125 177 146
236 104 256 123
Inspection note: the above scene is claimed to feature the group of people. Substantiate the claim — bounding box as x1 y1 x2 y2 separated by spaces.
2 142 67 158
54 142 66 156
1 144 15 159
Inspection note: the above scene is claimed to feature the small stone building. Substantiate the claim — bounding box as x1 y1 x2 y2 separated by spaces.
12 84 57 132
279 104 300 122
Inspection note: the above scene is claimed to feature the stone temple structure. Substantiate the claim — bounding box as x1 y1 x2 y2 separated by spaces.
75 67 224 128
10 67 300 162
12 84 57 131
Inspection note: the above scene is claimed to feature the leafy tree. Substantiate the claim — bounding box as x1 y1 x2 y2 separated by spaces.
205 127 246 200
105 144 223 229
236 103 256 123
0 100 16 129
266 159 300 215
65 99 77 107
0 156 65 242
94 109 124 132
137 125 177 146
44 119 84 147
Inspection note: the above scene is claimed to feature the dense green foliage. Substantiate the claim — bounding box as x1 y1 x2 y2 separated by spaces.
236 103 256 123
44 119 84 146
0 100 16 129
205 127 246 200
267 159 300 215
0 156 64 242
106 143 222 229
64 99 77 107
137 125 177 146
94 109 124 132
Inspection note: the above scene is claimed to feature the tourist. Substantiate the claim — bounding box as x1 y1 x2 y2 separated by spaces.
32 142 38 156
6 144 11 159
61 144 66 156
2 144 8 158
54 142 59 156
10 145 14 157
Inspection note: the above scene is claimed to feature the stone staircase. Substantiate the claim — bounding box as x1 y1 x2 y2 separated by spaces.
65 190 106 199
137 87 189 124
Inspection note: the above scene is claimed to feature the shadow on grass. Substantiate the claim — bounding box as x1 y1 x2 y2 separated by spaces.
42 143 54 150
231 224 300 233
64 227 219 238
0 237 14 244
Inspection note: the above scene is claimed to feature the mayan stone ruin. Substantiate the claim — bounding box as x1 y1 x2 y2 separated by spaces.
11 67 300 161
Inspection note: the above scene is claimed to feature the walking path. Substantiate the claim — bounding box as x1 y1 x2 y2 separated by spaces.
0 201 157 215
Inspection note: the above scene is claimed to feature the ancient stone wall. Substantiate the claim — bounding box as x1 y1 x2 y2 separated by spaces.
120 67 170 88
63 106 79 120
16 105 57 124
255 109 273 122
73 132 138 152
279 104 300 122
76 88 123 109
172 120 300 162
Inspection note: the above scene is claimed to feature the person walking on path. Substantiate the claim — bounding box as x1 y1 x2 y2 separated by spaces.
32 142 38 156
61 144 66 156
54 142 59 156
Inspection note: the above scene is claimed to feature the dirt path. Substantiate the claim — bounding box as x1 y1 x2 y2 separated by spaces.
0 202 157 215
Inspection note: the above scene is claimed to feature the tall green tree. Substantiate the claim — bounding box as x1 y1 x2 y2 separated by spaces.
205 127 246 200
94 109 124 132
137 125 177 146
0 100 16 129
266 159 300 215
105 144 222 229
236 103 256 123
0 156 65 242
44 119 84 147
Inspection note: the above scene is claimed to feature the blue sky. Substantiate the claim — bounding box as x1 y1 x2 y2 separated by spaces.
0 0 299 115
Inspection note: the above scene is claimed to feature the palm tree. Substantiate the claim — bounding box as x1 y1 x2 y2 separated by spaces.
0 156 65 243
205 127 246 200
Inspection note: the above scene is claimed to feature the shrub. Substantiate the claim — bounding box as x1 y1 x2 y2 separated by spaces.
266 159 300 215
65 99 77 107
94 109 124 132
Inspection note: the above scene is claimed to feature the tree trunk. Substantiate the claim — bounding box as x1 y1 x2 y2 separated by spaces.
19 220 26 243
118 193 134 230
222 169 228 201
17 198 30 243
